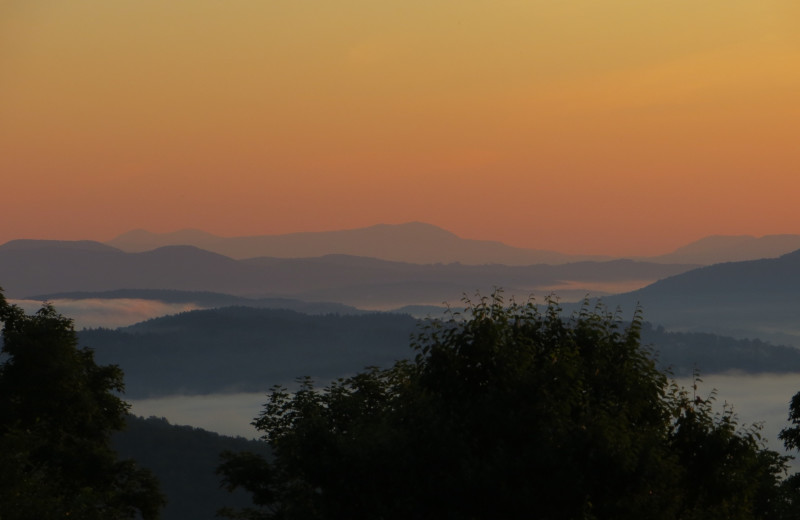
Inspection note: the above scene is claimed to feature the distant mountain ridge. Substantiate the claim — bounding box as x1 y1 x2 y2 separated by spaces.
618 249 800 303
0 241 696 307
106 223 800 266
106 222 608 265
592 249 800 346
649 234 800 264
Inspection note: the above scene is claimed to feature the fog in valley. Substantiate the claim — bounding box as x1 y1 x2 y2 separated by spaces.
6 233 800 520
130 392 265 439
17 297 799 455
678 374 800 460
128 373 800 465
10 298 207 329
5 0 799 515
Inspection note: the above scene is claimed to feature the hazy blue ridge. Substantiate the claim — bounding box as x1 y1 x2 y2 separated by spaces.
577 248 800 346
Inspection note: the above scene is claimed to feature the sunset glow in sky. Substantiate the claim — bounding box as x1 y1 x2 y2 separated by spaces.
2 1 799 256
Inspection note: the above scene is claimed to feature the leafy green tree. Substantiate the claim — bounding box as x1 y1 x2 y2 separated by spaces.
0 290 165 520
219 293 788 520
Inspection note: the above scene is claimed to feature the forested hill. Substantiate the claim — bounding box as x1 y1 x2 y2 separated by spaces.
595 248 800 345
113 415 271 520
639 323 800 376
80 307 800 399
82 307 420 398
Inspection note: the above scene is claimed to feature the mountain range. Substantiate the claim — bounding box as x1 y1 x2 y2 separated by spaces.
4 223 800 343
586 249 800 346
6 224 800 520
106 222 608 265
105 222 800 265
0 240 695 307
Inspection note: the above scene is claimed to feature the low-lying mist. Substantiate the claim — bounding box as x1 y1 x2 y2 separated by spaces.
676 373 798 458
129 373 800 465
10 298 206 329
129 393 266 439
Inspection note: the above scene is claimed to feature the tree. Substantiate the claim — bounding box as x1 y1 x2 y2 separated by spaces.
0 289 165 520
218 293 789 520
776 391 800 518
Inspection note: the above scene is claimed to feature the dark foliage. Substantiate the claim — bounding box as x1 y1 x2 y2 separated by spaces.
776 391 800 518
0 290 165 519
113 415 272 520
218 293 789 520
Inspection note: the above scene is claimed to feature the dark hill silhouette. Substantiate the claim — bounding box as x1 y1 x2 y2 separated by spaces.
0 244 265 297
82 307 420 398
81 307 800 399
593 249 800 345
113 415 272 520
618 248 800 301
0 241 696 306
107 222 609 265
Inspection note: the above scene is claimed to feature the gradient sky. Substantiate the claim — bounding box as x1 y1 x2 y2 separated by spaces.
2 1 799 256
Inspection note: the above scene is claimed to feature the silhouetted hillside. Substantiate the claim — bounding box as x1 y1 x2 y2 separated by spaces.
0 240 696 306
594 249 800 345
82 307 420 398
642 323 800 375
80 307 800 400
114 415 270 520
0 243 261 297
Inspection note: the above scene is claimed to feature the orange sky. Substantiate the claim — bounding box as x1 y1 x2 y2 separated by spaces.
2 1 799 256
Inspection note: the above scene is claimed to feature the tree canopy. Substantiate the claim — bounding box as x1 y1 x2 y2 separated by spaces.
218 293 790 520
0 290 164 520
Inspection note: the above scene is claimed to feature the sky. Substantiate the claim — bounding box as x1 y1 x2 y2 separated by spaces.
2 0 799 256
